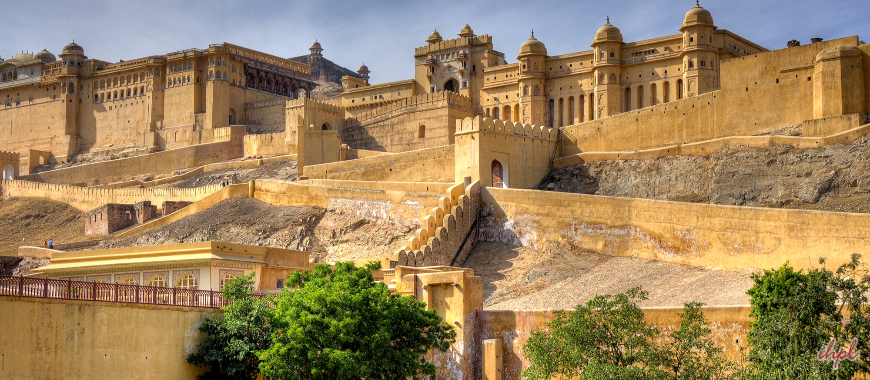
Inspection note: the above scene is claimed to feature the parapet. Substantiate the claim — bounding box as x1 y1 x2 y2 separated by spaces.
455 116 558 141
0 151 20 162
245 97 288 110
348 91 473 126
414 35 494 57
286 97 344 114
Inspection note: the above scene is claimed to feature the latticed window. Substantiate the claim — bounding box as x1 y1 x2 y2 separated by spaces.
147 276 166 288
220 273 238 289
120 277 136 285
176 273 198 290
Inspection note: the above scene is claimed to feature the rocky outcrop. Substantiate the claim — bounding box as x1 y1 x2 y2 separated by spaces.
545 135 870 209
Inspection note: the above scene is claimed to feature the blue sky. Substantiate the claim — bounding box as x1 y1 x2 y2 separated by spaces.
3 0 867 83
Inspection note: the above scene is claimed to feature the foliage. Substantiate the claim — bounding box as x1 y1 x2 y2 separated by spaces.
654 302 737 380
257 261 456 380
742 254 870 379
523 288 737 380
187 273 275 380
522 287 660 380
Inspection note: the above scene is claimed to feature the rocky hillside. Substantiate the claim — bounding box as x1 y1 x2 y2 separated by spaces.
88 197 415 264
543 135 870 213
0 197 87 256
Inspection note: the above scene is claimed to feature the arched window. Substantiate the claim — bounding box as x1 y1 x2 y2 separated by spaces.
624 87 632 112
133 88 138 96
493 106 500 120
175 273 198 290
2 164 14 180
485 108 490 117
120 277 136 286
637 85 644 109
491 160 506 188
579 95 585 122
663 81 670 103
418 125 425 138
650 83 657 106
15 99 20 107
503 105 512 123
567 96 574 124
533 85 540 96
113 91 118 100
677 79 684 100
147 275 166 288
126 89 131 97
547 99 554 127
140 86 145 95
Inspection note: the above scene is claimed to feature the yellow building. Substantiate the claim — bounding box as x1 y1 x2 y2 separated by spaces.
35 241 311 292
0 42 315 166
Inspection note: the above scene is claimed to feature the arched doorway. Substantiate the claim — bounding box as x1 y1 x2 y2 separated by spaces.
443 78 458 93
2 164 13 180
322 122 331 130
491 160 506 188
228 108 236 125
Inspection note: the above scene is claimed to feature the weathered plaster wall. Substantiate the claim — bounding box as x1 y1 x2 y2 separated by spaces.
303 145 455 182
561 36 862 154
474 306 751 380
19 139 243 186
0 296 218 380
479 187 870 272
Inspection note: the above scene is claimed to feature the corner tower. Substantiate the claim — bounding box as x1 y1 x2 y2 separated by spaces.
591 18 623 118
680 2 717 97
517 31 547 126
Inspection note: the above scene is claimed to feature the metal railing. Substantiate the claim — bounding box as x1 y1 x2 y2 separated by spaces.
0 275 236 308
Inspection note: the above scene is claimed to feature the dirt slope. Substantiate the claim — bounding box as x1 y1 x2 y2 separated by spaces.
167 160 297 189
467 241 753 310
0 197 87 256
91 197 414 264
544 135 870 213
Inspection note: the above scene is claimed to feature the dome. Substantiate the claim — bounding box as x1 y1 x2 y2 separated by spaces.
682 2 714 30
358 63 370 73
518 31 547 58
10 52 34 63
35 48 56 63
815 45 862 62
593 18 623 44
61 40 84 56
426 30 443 44
458 24 474 38
310 40 322 51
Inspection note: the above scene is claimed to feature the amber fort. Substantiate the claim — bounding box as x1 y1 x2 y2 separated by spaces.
0 2 869 379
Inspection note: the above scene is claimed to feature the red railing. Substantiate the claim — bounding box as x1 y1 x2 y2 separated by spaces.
0 276 239 308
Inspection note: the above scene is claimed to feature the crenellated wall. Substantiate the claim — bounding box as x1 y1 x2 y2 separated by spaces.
19 140 243 186
455 116 558 189
0 150 20 179
0 179 221 212
396 181 481 268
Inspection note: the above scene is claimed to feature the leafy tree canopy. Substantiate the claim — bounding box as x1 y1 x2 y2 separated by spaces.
258 262 456 380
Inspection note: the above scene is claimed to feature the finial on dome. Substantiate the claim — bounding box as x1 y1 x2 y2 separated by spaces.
696 0 699 6
531 30 535 38
607 16 610 23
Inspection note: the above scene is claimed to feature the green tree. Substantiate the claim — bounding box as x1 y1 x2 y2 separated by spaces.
187 273 275 380
743 254 870 379
522 287 660 380
654 302 737 380
257 262 456 380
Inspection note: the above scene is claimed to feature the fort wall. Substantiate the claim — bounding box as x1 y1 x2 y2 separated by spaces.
560 36 863 155
0 179 221 212
455 116 557 189
303 145 455 182
479 187 870 273
19 139 243 186
341 91 474 153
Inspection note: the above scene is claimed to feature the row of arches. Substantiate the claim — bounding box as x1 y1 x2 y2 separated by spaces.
484 104 520 123
624 79 684 112
94 73 146 91
243 66 312 98
549 95 596 128
94 86 146 103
